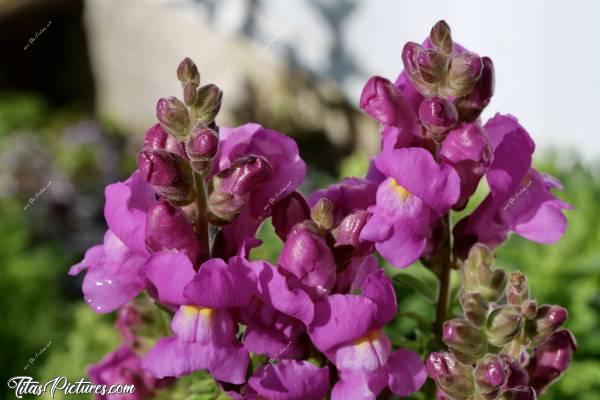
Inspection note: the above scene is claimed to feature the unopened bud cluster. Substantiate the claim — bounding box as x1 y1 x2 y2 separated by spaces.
428 244 576 399
403 21 494 142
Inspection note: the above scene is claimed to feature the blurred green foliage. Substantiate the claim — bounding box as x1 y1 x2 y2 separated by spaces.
0 92 598 399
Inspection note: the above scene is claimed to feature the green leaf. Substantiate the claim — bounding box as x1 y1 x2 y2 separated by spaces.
392 273 437 303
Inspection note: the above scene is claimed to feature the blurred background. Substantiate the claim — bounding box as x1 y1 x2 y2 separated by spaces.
1 0 599 399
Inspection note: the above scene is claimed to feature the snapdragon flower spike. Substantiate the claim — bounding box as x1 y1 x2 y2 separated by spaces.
87 345 165 400
309 269 426 399
454 114 572 258
360 147 460 268
69 171 159 313
142 255 254 383
212 123 306 259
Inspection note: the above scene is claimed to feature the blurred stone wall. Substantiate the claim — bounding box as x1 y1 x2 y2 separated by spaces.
84 0 378 174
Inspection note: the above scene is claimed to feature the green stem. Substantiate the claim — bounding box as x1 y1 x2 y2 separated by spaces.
434 213 452 337
193 171 210 257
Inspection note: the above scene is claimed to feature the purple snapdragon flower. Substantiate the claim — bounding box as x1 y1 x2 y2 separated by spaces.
142 254 253 383
69 171 156 313
230 360 330 400
360 147 460 268
454 114 572 257
87 345 164 400
308 269 426 398
211 123 306 258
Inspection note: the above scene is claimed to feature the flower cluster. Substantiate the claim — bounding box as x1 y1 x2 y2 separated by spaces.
427 244 576 399
71 21 574 400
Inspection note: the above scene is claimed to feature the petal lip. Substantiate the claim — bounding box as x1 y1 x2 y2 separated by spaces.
145 251 196 307
184 256 257 308
375 147 460 215
248 360 330 400
104 170 156 257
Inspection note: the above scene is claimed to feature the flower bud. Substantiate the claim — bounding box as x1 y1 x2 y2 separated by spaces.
456 57 495 122
311 198 334 231
221 155 273 197
193 84 223 125
418 96 458 140
474 355 509 394
445 53 483 98
402 42 446 96
208 155 273 223
442 319 487 363
335 210 369 247
430 20 453 55
497 387 537 400
271 191 310 241
183 82 197 106
156 97 190 138
186 126 219 175
486 306 524 347
426 352 474 399
279 228 336 296
207 191 246 225
461 244 507 302
143 123 186 158
359 76 417 128
116 304 142 348
499 354 529 389
527 329 576 394
439 123 492 210
145 200 206 263
177 57 200 86
526 305 568 345
521 300 538 320
460 292 489 327
137 149 194 205
507 272 529 306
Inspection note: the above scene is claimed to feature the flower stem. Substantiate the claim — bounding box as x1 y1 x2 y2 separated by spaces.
193 171 210 257
434 213 452 337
